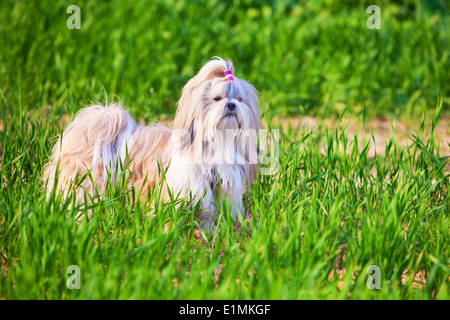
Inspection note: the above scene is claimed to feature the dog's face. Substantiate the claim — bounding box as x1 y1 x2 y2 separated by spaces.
173 59 260 143
203 76 259 132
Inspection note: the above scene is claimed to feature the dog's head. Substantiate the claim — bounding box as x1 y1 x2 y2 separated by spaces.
173 57 260 135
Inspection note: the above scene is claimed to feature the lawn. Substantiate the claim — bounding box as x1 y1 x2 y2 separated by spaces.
0 0 449 299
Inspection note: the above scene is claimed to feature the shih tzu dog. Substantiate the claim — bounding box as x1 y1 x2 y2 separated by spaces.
43 57 260 230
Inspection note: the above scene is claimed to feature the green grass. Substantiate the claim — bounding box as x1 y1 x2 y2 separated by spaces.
0 0 449 299
1 98 448 299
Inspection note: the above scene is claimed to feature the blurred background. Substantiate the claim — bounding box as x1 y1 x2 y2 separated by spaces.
1 0 449 121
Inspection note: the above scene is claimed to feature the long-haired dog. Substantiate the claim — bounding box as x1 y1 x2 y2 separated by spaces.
43 57 260 230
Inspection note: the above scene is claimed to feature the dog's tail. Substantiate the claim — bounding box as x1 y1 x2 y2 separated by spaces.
43 104 137 202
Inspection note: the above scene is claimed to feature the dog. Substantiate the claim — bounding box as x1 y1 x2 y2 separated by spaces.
43 57 261 230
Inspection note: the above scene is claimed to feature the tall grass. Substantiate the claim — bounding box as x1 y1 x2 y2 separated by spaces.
0 95 448 299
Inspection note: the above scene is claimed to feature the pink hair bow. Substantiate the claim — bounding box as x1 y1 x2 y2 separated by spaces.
224 70 234 81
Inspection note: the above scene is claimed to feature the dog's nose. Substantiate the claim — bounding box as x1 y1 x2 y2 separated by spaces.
226 102 236 111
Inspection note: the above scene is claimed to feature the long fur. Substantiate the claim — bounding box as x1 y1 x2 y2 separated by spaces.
43 57 260 230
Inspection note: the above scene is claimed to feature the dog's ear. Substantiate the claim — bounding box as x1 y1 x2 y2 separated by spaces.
173 57 234 130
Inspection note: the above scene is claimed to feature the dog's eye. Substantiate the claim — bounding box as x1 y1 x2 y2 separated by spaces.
237 97 243 102
213 96 222 101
